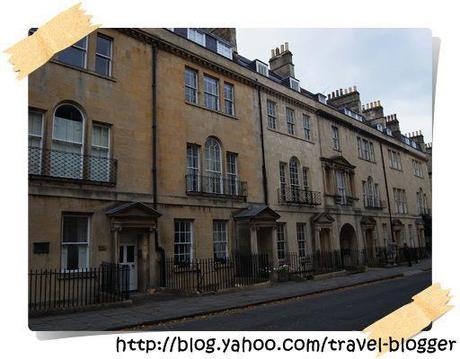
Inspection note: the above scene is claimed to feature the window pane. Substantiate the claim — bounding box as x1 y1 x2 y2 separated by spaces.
29 111 43 137
92 125 109 147
63 216 88 243
57 46 86 68
96 35 112 57
95 56 110 76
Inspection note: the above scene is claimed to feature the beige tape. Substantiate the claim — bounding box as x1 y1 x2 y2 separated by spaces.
363 283 453 356
4 3 99 80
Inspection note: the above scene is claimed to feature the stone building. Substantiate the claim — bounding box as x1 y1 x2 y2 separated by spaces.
28 28 432 292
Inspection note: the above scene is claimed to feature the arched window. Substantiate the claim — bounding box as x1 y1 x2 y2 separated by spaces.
289 157 300 202
205 138 223 193
51 104 84 179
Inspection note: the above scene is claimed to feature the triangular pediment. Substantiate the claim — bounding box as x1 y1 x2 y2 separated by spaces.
312 212 335 224
233 205 280 221
321 155 356 169
106 202 161 218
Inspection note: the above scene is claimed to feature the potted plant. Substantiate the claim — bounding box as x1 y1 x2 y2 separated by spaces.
271 264 290 282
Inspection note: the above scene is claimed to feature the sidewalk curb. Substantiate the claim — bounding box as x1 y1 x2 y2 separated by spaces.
111 272 411 331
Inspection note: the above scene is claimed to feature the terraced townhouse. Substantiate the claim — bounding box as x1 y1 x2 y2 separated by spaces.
28 28 432 295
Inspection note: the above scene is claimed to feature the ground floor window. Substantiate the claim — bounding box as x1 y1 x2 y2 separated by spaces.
174 220 193 265
276 223 287 261
296 223 306 257
213 221 228 260
61 215 89 271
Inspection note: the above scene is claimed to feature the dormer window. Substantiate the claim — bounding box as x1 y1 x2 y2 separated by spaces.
256 61 268 77
187 29 205 46
217 41 233 59
289 77 300 92
376 124 383 132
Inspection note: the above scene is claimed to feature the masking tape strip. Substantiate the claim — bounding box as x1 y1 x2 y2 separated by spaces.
4 3 99 80
363 283 453 356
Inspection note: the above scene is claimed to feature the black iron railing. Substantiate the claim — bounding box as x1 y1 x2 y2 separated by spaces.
281 251 345 276
278 186 321 205
363 197 386 209
160 253 271 293
361 246 387 267
28 146 117 185
185 173 247 199
29 263 129 314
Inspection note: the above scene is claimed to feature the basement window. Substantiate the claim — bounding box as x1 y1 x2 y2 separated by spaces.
289 77 300 92
256 60 269 77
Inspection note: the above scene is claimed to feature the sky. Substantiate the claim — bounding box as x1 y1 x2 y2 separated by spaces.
237 29 433 143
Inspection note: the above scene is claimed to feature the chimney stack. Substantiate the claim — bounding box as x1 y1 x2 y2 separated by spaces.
326 85 362 113
362 100 384 122
269 42 295 79
408 130 426 151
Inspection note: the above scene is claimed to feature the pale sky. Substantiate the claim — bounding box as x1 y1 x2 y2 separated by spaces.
237 29 433 143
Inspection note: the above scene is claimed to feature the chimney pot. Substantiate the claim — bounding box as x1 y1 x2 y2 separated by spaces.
280 44 285 53
348 86 352 93
285 42 289 51
353 85 357 91
340 89 343 96
271 49 275 57
275 47 280 55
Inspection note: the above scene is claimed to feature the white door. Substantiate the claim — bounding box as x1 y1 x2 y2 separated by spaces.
119 241 138 291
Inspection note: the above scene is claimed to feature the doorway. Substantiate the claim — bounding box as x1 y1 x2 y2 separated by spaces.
119 235 138 291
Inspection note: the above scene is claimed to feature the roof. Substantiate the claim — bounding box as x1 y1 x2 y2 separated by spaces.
233 205 280 220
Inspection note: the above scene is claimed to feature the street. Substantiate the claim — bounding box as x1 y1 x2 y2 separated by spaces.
141 271 431 331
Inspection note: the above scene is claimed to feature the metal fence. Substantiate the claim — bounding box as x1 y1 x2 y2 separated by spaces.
160 253 271 293
28 146 117 185
278 186 322 205
29 263 129 314
185 173 247 199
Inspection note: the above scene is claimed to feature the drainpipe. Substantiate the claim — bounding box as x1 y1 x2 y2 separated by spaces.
151 44 165 286
379 142 395 245
256 83 269 205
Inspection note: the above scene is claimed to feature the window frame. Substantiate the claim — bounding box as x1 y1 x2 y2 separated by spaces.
223 82 235 115
184 67 198 104
187 29 205 46
302 114 311 141
296 223 307 258
174 219 194 265
51 103 86 179
332 125 340 150
289 77 300 92
267 100 277 129
256 60 269 76
28 109 44 175
61 214 90 272
186 143 201 192
276 223 287 261
216 41 233 59
95 33 113 77
90 123 111 182
286 107 296 135
213 220 228 260
56 36 88 69
203 74 220 111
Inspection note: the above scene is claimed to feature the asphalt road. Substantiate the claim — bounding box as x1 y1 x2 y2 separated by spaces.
143 271 431 331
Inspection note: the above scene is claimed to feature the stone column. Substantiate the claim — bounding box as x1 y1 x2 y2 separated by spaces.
250 224 258 255
314 227 320 253
272 225 278 264
112 226 121 263
148 228 158 288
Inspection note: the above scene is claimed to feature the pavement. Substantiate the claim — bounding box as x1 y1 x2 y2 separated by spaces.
29 259 431 331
